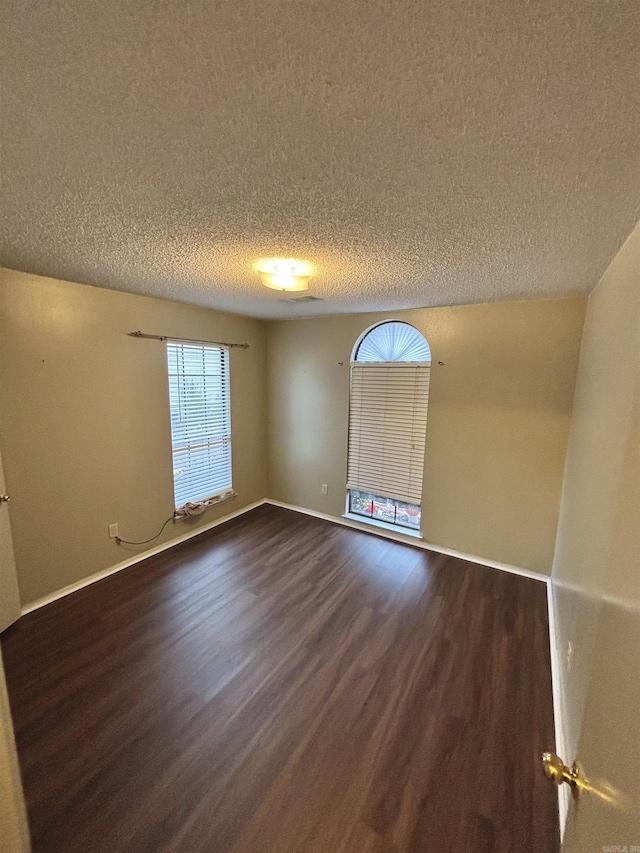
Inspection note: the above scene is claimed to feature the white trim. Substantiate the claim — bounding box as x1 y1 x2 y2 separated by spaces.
265 499 548 583
20 499 268 615
546 578 570 839
343 512 422 539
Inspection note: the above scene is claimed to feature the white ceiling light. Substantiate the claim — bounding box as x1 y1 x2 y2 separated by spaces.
256 258 313 292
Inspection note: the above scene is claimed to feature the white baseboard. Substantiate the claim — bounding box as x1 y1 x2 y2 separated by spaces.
546 578 570 839
21 496 548 616
265 499 549 583
20 498 268 615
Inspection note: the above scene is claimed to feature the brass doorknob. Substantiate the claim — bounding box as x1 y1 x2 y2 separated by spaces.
0 494 9 503
542 752 582 788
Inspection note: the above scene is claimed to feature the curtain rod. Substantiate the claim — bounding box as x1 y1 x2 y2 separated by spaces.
128 331 249 349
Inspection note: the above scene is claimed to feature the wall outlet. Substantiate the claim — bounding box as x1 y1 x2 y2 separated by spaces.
108 523 119 539
321 484 328 495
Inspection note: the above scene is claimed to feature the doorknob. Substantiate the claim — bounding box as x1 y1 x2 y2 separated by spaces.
0 495 9 503
542 752 584 790
543 751 631 807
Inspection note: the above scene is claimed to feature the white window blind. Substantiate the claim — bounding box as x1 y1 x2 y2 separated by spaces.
347 362 430 505
167 341 232 509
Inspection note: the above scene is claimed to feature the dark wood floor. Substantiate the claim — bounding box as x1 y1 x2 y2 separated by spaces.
2 504 559 852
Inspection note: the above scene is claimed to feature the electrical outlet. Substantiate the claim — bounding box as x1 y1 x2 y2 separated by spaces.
321 484 328 495
108 523 119 539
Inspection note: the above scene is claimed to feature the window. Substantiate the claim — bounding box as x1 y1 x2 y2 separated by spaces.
354 320 431 363
167 341 233 511
349 490 422 530
347 322 431 532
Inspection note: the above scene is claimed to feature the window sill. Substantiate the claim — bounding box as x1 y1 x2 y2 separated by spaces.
342 513 423 539
174 490 236 518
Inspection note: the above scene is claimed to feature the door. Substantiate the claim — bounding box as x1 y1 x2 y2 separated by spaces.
556 600 640 851
551 383 640 849
0 650 31 852
0 448 21 633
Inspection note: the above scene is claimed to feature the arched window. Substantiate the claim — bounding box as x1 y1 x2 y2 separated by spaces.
353 320 431 363
347 322 431 533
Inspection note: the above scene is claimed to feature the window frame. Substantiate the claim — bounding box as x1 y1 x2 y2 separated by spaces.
166 339 234 513
351 319 431 363
347 489 422 532
345 321 431 538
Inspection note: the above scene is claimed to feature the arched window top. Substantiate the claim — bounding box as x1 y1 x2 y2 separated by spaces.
353 321 431 363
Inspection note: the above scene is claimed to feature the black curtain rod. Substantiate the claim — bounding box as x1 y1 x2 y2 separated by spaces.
128 331 249 349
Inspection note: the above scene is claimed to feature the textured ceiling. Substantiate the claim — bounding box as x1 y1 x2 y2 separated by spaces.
1 0 639 319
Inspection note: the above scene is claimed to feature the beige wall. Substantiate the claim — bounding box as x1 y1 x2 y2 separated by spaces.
0 269 268 606
267 298 586 574
550 223 640 849
0 268 590 600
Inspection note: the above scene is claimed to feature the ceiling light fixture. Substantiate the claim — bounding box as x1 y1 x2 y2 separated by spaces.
255 258 313 292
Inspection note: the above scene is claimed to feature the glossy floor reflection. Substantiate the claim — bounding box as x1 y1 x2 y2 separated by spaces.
2 504 559 852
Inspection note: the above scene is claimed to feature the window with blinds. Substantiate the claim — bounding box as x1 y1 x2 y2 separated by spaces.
347 362 430 503
346 322 431 532
167 341 232 510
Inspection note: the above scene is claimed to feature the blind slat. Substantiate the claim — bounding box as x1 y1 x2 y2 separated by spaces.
167 341 232 508
347 363 430 505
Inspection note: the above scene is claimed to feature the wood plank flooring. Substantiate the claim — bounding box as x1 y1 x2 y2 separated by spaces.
1 504 559 852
